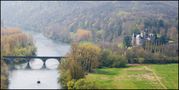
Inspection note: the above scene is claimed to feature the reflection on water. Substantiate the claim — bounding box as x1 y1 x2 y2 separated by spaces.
29 59 44 69
45 59 59 69
8 32 70 89
9 70 59 89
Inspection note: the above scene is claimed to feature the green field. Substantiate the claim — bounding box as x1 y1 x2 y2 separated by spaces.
85 64 178 89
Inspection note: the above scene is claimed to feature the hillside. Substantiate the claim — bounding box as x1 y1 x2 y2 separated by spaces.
1 1 178 44
1 1 178 46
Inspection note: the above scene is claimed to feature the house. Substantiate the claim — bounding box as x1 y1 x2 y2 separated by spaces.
131 30 156 47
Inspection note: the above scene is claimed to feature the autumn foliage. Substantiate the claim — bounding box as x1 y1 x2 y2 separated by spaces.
59 42 101 88
76 29 92 42
1 28 36 57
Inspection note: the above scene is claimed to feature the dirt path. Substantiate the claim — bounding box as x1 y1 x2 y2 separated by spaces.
144 66 167 89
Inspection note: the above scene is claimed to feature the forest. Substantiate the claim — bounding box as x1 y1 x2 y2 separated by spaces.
2 1 178 52
1 2 178 43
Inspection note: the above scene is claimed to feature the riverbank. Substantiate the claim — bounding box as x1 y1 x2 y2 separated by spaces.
84 64 178 89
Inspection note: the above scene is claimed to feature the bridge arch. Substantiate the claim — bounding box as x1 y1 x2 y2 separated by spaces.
29 58 44 69
45 59 60 69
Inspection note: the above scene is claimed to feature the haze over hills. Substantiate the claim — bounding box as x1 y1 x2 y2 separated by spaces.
1 1 178 43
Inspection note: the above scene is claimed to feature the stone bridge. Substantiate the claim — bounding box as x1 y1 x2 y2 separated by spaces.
2 56 66 70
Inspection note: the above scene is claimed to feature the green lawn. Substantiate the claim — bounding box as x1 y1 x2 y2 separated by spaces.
84 64 178 89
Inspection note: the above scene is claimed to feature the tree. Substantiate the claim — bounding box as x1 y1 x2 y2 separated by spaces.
76 29 92 42
59 42 101 88
1 61 9 89
1 28 36 57
123 36 132 48
77 42 101 72
159 35 168 44
159 19 164 27
167 27 178 42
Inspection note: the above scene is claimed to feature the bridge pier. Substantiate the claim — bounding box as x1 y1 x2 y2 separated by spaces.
42 61 47 69
41 59 47 69
9 58 15 70
58 59 61 64
26 62 31 69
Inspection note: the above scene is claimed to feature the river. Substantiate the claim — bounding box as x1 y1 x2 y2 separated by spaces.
8 32 71 89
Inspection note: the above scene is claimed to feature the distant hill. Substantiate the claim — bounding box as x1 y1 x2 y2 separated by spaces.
1 1 178 43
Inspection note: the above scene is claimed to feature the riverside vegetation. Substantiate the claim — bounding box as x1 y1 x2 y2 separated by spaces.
1 27 36 89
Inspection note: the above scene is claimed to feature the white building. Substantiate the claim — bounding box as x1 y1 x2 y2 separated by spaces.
136 34 143 46
131 30 155 47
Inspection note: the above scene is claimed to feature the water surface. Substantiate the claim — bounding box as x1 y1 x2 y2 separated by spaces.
8 32 70 89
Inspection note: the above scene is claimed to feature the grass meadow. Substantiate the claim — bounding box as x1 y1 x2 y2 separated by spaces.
85 64 178 89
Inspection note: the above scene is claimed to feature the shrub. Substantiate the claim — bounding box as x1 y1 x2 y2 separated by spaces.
99 49 113 67
110 54 127 68
58 69 71 88
137 58 145 64
74 79 98 89
99 49 127 68
119 56 127 67
67 79 76 89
